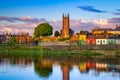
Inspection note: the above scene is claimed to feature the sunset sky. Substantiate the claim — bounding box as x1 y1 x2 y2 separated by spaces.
0 0 120 35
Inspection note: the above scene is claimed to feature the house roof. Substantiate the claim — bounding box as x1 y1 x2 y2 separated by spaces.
93 28 113 31
80 31 89 35
87 35 96 39
114 26 120 31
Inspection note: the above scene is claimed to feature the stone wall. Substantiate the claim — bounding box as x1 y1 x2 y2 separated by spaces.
38 42 70 46
42 44 120 50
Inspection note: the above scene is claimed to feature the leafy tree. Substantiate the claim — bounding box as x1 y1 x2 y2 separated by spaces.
10 37 16 43
54 31 60 37
34 23 53 37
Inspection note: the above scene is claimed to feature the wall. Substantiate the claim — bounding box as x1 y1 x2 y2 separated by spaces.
79 35 86 45
107 39 116 44
116 39 120 44
38 42 70 46
86 39 96 45
96 39 107 45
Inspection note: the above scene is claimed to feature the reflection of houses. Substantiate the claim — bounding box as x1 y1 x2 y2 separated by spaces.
78 62 88 72
86 62 96 69
96 63 108 71
0 58 32 67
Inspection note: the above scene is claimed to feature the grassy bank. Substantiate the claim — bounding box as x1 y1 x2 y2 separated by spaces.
0 44 104 58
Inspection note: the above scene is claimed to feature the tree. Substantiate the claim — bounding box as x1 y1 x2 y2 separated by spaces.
34 23 53 37
54 31 60 37
10 37 16 44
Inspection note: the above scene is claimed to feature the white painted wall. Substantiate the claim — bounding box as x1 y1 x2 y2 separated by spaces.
116 39 120 44
96 39 107 45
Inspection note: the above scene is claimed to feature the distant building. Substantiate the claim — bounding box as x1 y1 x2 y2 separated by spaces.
0 34 6 43
79 31 89 45
0 32 31 44
61 14 70 38
107 36 116 44
92 25 120 35
86 35 96 45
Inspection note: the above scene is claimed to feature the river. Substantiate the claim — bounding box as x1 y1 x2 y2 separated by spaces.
0 57 120 80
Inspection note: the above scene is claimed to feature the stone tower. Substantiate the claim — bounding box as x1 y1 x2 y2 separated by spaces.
61 13 70 38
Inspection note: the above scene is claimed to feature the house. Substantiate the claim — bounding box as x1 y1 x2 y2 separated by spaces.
0 34 7 43
116 39 120 44
107 36 116 44
86 35 96 45
92 25 120 35
79 31 89 45
0 32 31 44
96 35 107 45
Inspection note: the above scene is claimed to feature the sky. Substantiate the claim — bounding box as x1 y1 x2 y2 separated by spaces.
0 0 120 35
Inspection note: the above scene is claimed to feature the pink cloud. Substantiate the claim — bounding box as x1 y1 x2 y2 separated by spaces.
0 16 120 36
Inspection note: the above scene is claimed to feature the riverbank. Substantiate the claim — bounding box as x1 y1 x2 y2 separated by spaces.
0 44 120 59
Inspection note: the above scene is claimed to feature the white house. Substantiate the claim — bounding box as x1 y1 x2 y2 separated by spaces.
116 39 120 44
96 39 107 45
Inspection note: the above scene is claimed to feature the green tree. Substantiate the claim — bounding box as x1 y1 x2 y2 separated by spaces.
54 31 60 37
34 23 53 37
10 37 16 44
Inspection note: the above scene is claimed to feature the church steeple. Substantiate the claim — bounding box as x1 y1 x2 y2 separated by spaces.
61 13 70 38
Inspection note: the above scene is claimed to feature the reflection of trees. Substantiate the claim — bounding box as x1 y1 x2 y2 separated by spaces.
34 60 52 78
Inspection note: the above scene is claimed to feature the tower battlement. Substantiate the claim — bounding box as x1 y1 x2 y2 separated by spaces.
61 13 70 38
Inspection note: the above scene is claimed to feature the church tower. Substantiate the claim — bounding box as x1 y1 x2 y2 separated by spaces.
61 13 70 38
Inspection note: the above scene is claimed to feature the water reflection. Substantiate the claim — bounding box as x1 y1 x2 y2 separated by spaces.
0 57 120 80
34 59 52 78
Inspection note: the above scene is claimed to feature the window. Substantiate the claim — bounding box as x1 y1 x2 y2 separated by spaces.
98 40 99 43
103 40 105 43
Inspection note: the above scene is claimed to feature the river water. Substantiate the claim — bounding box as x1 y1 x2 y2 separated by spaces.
0 57 120 80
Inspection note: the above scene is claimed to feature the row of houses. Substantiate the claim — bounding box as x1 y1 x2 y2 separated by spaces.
0 33 31 44
79 25 120 45
79 62 120 72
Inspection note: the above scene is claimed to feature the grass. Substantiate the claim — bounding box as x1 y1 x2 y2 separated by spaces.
0 43 103 58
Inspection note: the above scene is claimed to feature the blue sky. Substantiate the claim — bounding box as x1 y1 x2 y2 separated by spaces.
0 0 120 35
0 0 120 20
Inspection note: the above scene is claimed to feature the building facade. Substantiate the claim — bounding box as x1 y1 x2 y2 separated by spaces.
86 35 96 45
96 39 107 45
61 14 70 38
0 33 31 44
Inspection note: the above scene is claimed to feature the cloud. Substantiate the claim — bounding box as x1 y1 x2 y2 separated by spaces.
0 16 120 36
108 17 120 23
113 12 120 15
0 16 15 22
0 16 46 23
111 9 120 15
112 9 120 15
77 6 107 13
116 9 120 11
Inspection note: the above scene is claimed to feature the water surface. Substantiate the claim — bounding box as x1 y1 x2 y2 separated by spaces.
0 58 120 80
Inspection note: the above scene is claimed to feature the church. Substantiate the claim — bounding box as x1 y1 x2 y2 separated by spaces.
61 13 71 38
